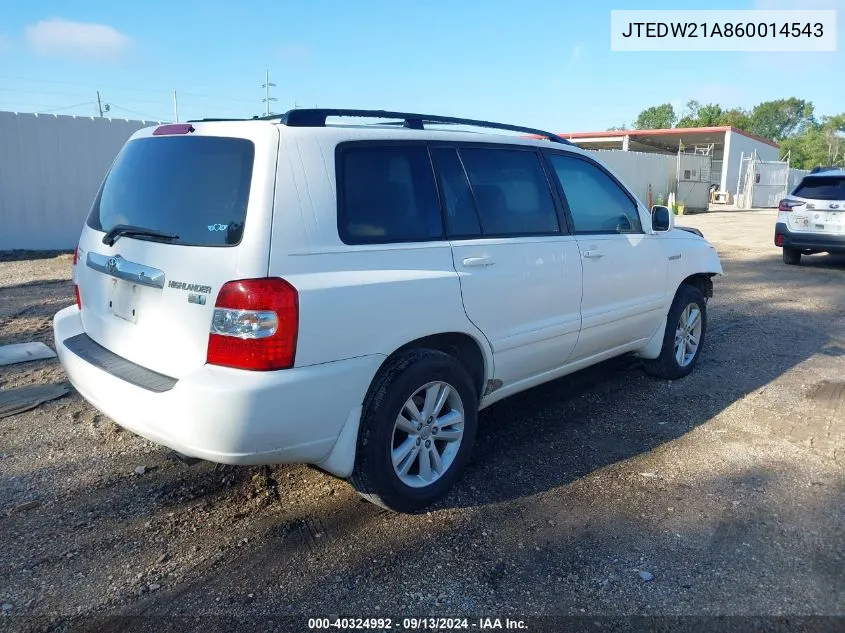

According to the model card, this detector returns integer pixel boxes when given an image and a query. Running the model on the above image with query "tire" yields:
[349,349,478,513]
[642,284,707,380]
[783,248,802,265]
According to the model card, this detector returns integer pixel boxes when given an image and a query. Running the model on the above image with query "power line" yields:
[0,86,189,109]
[0,74,259,104]
[0,77,260,120]
[38,101,98,114]
[1,98,248,120]
[0,86,95,99]
[0,101,98,114]
[108,103,168,121]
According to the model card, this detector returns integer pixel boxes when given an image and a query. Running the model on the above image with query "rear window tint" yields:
[87,136,255,247]
[793,176,845,201]
[430,147,482,238]
[338,145,443,244]
[458,148,559,236]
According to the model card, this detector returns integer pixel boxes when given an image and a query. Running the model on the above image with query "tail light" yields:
[778,199,801,212]
[206,278,298,371]
[72,246,82,310]
[775,234,784,246]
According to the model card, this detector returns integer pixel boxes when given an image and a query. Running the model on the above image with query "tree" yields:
[717,108,753,132]
[676,100,725,128]
[822,114,845,165]
[676,100,701,128]
[749,98,815,141]
[634,103,676,130]
[779,114,845,169]
[696,103,725,127]
[619,98,840,169]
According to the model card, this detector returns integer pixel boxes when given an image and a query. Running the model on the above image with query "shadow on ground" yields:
[0,250,73,263]
[2,250,844,630]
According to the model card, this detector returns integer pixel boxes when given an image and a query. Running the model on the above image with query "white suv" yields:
[53,109,722,512]
[775,168,845,264]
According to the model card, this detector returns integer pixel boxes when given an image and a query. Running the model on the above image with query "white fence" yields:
[586,149,677,207]
[0,111,158,250]
[735,153,797,209]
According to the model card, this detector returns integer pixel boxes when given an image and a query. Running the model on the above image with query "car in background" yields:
[775,169,845,265]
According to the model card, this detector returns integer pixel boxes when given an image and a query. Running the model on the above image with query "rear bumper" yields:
[775,222,845,253]
[53,305,384,466]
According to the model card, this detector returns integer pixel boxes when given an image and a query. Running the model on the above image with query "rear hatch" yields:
[785,174,845,235]
[75,121,279,379]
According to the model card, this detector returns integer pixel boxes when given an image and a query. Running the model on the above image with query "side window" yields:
[430,147,482,238]
[459,148,560,236]
[547,154,643,234]
[339,145,443,244]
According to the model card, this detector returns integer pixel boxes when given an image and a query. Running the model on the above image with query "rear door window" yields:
[793,176,845,200]
[87,136,255,247]
[338,145,443,244]
[458,148,560,236]
[430,147,482,238]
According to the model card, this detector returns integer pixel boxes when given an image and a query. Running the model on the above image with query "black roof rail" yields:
[273,108,573,145]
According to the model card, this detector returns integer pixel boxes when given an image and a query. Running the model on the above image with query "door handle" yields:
[582,249,605,259]
[462,256,495,267]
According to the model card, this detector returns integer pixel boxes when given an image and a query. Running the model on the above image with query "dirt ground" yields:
[1,211,843,632]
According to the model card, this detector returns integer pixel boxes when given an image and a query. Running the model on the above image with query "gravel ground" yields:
[1,212,843,632]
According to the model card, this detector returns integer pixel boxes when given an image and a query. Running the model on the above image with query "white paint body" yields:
[54,121,723,478]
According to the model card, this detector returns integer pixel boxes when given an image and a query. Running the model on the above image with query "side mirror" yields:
[651,205,674,232]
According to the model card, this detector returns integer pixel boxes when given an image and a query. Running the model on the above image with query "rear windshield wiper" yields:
[102,224,180,246]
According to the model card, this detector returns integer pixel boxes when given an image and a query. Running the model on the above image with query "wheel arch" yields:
[679,272,715,300]
[639,273,714,360]
[314,331,491,479]
[389,332,490,401]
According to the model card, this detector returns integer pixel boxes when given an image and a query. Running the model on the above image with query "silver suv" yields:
[776,168,845,265]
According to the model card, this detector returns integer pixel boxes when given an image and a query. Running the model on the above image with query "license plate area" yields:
[109,279,139,323]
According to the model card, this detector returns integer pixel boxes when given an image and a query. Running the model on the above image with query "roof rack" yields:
[268,109,572,145]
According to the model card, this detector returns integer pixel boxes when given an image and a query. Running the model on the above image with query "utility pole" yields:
[261,69,277,116]
[96,91,103,118]
[173,90,179,122]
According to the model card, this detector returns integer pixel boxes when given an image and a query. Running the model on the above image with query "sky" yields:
[0,0,842,132]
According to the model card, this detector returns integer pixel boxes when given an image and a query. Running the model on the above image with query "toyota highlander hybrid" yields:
[54,109,723,512]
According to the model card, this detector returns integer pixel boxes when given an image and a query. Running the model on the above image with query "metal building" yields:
[560,126,781,209]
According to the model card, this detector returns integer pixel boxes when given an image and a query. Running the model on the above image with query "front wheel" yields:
[349,349,478,513]
[643,284,707,380]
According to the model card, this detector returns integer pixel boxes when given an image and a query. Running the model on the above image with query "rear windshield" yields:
[87,136,255,246]
[793,176,845,201]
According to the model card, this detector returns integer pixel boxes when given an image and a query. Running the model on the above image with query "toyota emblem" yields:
[107,257,117,273]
